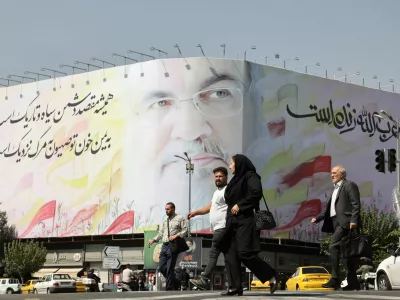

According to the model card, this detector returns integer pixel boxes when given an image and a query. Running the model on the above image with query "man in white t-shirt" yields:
[187,166,228,290]
[122,264,134,285]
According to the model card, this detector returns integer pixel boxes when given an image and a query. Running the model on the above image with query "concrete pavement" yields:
[7,290,400,299]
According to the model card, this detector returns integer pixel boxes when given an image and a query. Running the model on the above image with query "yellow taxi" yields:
[21,280,39,294]
[250,275,270,291]
[285,266,334,291]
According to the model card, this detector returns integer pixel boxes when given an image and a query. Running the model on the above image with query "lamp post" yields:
[59,64,87,88]
[221,44,226,57]
[0,78,21,100]
[333,67,343,80]
[24,71,52,94]
[127,50,156,60]
[380,79,395,92]
[173,44,191,70]
[244,46,256,61]
[150,47,168,58]
[255,56,268,65]
[8,75,36,98]
[374,111,400,218]
[112,53,138,78]
[283,57,299,69]
[174,152,194,236]
[336,72,360,82]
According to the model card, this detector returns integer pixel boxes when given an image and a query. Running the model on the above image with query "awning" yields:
[55,268,84,277]
[32,268,59,278]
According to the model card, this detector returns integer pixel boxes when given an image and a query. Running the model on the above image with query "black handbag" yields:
[167,218,189,255]
[341,229,372,259]
[254,195,277,230]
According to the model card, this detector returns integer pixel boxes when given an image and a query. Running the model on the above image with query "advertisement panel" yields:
[0,57,399,240]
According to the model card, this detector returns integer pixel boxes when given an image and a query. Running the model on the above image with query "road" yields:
[5,290,400,300]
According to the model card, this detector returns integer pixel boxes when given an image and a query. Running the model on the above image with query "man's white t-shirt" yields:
[209,186,227,231]
[122,268,134,282]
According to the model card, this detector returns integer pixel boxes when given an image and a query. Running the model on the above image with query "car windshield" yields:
[302,267,328,274]
[53,274,71,280]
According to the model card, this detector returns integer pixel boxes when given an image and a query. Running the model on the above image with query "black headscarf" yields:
[224,154,260,204]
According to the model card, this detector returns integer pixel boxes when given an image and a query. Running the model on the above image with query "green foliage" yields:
[320,205,400,266]
[4,240,47,282]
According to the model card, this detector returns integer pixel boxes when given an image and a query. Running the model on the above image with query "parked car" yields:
[250,275,270,291]
[33,273,76,294]
[21,280,39,294]
[0,278,22,294]
[285,266,334,291]
[376,247,400,290]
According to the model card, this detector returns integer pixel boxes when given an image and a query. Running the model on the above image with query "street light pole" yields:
[174,153,194,236]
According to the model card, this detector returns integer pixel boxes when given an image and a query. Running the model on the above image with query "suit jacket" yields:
[315,179,361,233]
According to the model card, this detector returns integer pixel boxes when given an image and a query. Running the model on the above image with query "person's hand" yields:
[311,218,318,224]
[231,204,240,215]
[187,211,196,219]
[350,223,357,229]
[148,240,154,248]
[169,234,178,241]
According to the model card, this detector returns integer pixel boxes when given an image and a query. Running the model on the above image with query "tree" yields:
[320,205,400,267]
[4,240,47,283]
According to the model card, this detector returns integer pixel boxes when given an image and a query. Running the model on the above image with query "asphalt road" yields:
[5,290,400,300]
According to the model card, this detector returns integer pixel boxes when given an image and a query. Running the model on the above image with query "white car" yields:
[376,247,400,290]
[0,278,22,294]
[33,273,76,294]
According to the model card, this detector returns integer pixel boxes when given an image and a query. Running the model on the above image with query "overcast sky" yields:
[0,0,399,91]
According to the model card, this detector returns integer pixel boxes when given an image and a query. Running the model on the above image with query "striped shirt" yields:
[153,214,188,243]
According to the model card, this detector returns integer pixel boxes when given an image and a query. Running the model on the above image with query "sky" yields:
[0,0,399,91]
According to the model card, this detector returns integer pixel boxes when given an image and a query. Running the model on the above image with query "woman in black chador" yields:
[220,154,277,296]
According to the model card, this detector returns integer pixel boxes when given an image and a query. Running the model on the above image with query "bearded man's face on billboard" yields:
[124,58,251,227]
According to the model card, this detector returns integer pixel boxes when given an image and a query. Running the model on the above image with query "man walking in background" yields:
[311,165,361,291]
[188,167,229,290]
[148,202,188,291]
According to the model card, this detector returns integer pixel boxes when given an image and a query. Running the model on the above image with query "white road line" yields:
[329,294,400,299]
[88,292,221,300]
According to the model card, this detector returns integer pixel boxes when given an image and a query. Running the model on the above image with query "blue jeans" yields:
[159,244,179,290]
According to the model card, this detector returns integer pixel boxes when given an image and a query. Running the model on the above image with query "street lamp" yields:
[333,67,343,80]
[91,58,115,82]
[24,71,52,95]
[283,57,299,69]
[380,79,395,92]
[7,75,36,98]
[374,111,400,218]
[221,44,226,57]
[74,61,101,85]
[59,64,87,88]
[41,68,67,91]
[173,44,191,70]
[336,72,360,83]
[112,53,138,78]
[174,152,194,236]
[244,46,256,61]
[150,46,168,58]
[0,78,21,100]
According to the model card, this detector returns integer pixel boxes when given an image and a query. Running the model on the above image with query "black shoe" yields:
[322,278,340,289]
[221,288,243,296]
[270,282,277,294]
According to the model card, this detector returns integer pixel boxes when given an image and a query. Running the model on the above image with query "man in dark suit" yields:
[311,165,361,290]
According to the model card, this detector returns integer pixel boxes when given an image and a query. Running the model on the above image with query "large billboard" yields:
[0,57,399,240]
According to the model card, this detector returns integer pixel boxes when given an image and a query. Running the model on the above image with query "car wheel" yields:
[296,285,300,291]
[378,274,392,291]
[6,288,13,294]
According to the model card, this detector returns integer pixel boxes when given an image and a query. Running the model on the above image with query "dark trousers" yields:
[330,218,358,285]
[223,221,276,289]
[203,228,225,279]
[159,244,179,290]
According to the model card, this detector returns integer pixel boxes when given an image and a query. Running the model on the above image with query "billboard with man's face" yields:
[0,57,399,241]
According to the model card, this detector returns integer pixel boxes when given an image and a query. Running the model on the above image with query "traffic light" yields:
[375,149,385,173]
[388,148,397,173]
